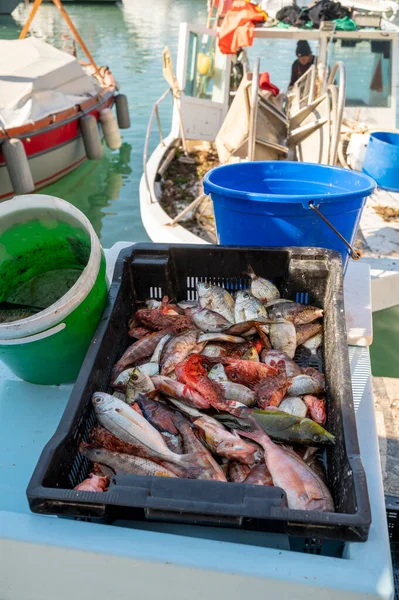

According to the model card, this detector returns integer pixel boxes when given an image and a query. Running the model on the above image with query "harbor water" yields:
[0,0,398,376]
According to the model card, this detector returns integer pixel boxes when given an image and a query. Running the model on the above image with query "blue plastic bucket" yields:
[362,132,399,192]
[203,161,375,271]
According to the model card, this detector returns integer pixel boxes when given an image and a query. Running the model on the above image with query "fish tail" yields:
[244,265,256,280]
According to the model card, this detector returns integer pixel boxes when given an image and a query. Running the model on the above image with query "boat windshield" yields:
[329,38,392,108]
[184,30,228,103]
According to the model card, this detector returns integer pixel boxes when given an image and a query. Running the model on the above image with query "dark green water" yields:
[0,0,205,248]
[370,306,399,378]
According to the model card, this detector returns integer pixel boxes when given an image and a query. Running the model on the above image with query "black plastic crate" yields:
[27,244,371,542]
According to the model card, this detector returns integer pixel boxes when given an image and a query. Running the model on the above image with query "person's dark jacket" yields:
[289,55,315,87]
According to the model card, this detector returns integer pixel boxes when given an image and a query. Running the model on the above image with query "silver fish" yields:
[177,300,199,310]
[80,445,177,477]
[235,290,268,322]
[160,329,201,376]
[268,302,324,325]
[150,333,171,364]
[286,374,325,396]
[192,308,232,333]
[125,367,155,405]
[245,266,280,303]
[197,282,235,323]
[164,397,203,418]
[302,331,323,355]
[197,332,245,344]
[218,381,256,407]
[138,362,160,377]
[279,396,308,418]
[208,364,228,382]
[145,299,161,310]
[113,391,126,401]
[269,319,297,359]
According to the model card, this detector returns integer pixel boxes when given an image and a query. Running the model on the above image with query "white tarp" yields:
[0,37,101,129]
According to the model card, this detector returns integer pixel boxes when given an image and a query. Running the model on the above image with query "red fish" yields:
[222,359,278,387]
[74,473,109,493]
[228,461,251,483]
[303,395,326,425]
[151,375,211,409]
[175,354,242,412]
[244,462,273,486]
[135,309,193,331]
[255,371,288,409]
[128,326,152,339]
[112,330,168,380]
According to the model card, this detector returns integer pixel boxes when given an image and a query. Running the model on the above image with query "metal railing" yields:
[143,87,172,203]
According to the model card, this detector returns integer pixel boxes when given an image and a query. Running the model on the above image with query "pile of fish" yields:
[75,267,334,513]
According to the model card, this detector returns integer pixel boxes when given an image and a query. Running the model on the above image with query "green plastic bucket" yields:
[0,194,108,384]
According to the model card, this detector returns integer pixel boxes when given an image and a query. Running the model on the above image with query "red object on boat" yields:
[218,0,266,55]
[259,72,280,96]
[0,65,116,201]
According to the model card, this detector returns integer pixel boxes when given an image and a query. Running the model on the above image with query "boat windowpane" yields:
[184,31,227,103]
[329,39,392,108]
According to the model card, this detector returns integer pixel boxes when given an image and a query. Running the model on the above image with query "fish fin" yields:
[244,265,255,280]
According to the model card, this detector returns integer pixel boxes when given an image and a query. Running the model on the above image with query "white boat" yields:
[140,19,399,312]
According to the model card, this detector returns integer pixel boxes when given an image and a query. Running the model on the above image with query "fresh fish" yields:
[302,332,323,355]
[128,326,152,339]
[245,266,280,303]
[163,397,204,418]
[172,412,227,481]
[269,319,297,359]
[296,322,323,346]
[287,374,325,396]
[177,300,199,310]
[303,367,325,391]
[160,329,202,376]
[216,410,335,446]
[243,462,273,486]
[208,364,228,382]
[198,332,245,344]
[135,309,193,332]
[197,282,235,323]
[74,473,109,492]
[194,415,259,464]
[218,381,256,407]
[80,445,177,478]
[201,341,252,359]
[125,368,155,404]
[192,308,232,333]
[133,395,183,455]
[112,330,167,380]
[145,299,161,310]
[92,392,205,476]
[138,362,159,377]
[113,391,126,401]
[0,301,42,324]
[264,298,293,308]
[222,359,278,387]
[175,354,245,413]
[150,333,172,364]
[261,350,302,378]
[255,371,288,408]
[233,418,334,511]
[228,461,251,483]
[242,346,259,362]
[303,395,326,425]
[223,322,258,336]
[234,290,269,322]
[268,302,324,325]
[279,396,308,418]
[151,375,211,409]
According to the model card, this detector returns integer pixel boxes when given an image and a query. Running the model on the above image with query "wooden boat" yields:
[0,0,125,200]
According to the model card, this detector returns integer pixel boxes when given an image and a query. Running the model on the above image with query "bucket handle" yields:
[309,202,362,261]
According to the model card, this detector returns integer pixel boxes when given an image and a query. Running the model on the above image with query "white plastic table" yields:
[0,243,393,600]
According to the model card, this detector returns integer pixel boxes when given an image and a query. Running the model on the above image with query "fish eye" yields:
[204,282,210,290]
[313,435,321,442]
[243,292,249,298]
[93,396,102,404]
[130,374,138,381]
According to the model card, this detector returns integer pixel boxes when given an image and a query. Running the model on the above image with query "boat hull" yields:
[0,93,114,201]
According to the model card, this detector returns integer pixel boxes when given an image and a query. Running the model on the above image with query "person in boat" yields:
[289,40,314,88]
